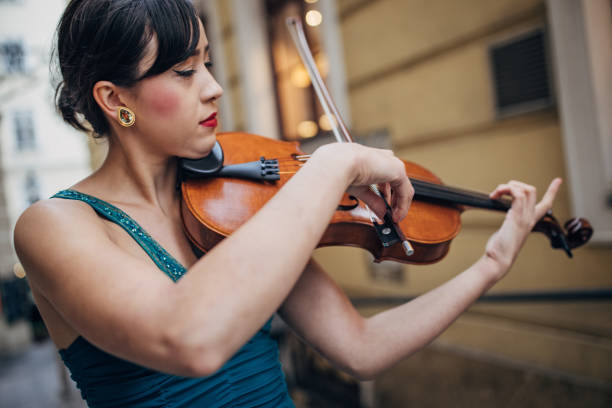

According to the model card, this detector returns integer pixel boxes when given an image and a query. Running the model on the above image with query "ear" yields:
[92,81,131,125]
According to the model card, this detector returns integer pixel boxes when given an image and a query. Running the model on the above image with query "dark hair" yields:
[54,0,200,137]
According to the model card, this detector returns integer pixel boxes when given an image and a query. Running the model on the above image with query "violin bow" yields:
[286,17,414,257]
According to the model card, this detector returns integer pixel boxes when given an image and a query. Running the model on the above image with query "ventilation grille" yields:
[490,29,553,116]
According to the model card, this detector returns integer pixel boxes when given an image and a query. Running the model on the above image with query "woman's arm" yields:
[14,142,412,377]
[279,179,562,380]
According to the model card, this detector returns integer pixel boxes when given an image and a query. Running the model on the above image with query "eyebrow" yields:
[190,44,210,57]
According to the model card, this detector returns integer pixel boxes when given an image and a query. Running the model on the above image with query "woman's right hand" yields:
[312,143,414,223]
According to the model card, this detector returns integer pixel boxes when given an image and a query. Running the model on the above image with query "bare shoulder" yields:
[13,197,112,287]
[14,197,106,255]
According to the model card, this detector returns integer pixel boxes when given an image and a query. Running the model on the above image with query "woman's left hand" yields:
[483,178,563,279]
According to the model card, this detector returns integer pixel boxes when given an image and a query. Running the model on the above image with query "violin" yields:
[179,131,592,264]
[179,17,592,263]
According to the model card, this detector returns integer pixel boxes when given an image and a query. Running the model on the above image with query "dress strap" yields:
[52,189,187,282]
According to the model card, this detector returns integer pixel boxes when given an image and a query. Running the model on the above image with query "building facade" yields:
[0,0,90,351]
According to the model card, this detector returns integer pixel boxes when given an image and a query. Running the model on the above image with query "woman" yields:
[13,0,561,406]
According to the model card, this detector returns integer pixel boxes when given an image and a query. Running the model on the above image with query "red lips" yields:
[200,112,217,128]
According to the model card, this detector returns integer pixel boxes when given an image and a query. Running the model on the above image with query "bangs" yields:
[140,0,200,79]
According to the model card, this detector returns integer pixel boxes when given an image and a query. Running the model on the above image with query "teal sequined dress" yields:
[52,190,295,408]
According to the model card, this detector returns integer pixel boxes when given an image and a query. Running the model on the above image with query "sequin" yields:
[52,190,187,282]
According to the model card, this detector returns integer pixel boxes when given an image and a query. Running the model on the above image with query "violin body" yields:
[182,132,465,264]
[181,132,592,263]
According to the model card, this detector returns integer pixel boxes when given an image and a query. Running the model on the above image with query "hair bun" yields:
[56,82,89,133]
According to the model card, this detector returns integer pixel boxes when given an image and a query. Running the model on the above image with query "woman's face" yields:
[125,21,223,159]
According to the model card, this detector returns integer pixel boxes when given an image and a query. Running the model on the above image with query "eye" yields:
[205,61,213,69]
[173,69,196,77]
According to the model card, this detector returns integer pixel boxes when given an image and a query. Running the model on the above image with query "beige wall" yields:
[313,0,612,383]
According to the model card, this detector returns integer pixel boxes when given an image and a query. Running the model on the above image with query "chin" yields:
[181,135,217,159]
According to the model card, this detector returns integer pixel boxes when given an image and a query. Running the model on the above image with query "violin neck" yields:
[411,179,511,211]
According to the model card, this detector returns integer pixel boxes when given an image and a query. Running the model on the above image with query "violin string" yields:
[274,154,507,208]
[276,171,507,210]
[410,179,502,202]
[278,161,304,166]
[276,155,493,200]
[275,156,310,163]
[278,167,303,173]
[278,154,492,198]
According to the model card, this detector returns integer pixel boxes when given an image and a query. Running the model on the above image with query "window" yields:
[14,110,36,151]
[489,29,553,117]
[0,41,26,74]
[24,171,40,205]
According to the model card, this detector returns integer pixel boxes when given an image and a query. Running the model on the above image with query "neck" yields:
[85,135,179,214]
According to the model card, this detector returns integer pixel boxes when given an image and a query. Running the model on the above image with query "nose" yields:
[200,69,223,103]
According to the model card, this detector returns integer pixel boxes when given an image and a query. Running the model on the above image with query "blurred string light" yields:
[291,66,311,88]
[290,53,328,88]
[305,10,322,26]
[13,262,26,279]
[314,52,329,77]
[319,114,337,131]
[297,120,318,138]
[298,0,322,138]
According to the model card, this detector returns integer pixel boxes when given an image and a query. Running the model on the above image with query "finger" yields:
[490,182,529,218]
[352,186,387,220]
[534,178,562,219]
[383,183,392,203]
[489,183,511,200]
[508,181,537,212]
[390,176,414,222]
[506,183,528,216]
[490,182,535,209]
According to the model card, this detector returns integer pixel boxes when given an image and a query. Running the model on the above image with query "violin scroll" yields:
[533,212,593,258]
[565,217,594,249]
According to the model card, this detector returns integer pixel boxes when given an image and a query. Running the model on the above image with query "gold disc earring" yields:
[118,107,136,127]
